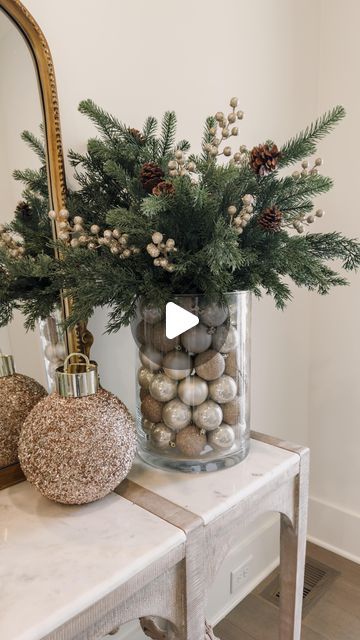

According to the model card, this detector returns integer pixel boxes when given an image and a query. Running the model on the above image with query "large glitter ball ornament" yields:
[141,302,163,325]
[192,400,223,431]
[149,373,178,402]
[151,322,180,353]
[162,398,192,432]
[194,349,225,381]
[141,394,163,423]
[138,366,155,390]
[181,324,212,354]
[222,398,242,425]
[150,423,174,450]
[200,302,228,327]
[163,350,193,380]
[212,325,239,353]
[178,375,208,406]
[208,424,235,450]
[208,375,237,404]
[176,425,207,457]
[18,354,136,505]
[0,355,47,467]
[140,345,163,372]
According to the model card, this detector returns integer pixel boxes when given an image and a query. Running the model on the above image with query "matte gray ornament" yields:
[149,373,178,402]
[163,351,193,380]
[208,424,235,450]
[140,345,163,372]
[162,398,192,431]
[212,325,239,353]
[150,423,174,449]
[200,302,228,327]
[192,400,223,431]
[208,375,237,404]
[178,375,208,406]
[181,324,212,354]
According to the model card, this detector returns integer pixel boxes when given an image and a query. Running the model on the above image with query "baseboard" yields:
[308,496,360,564]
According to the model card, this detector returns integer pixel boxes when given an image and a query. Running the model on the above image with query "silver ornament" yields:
[163,350,193,380]
[192,400,223,431]
[181,324,212,354]
[150,423,174,450]
[212,325,239,353]
[162,399,192,431]
[140,345,163,371]
[141,303,163,325]
[178,375,208,406]
[138,367,155,390]
[200,302,228,327]
[142,418,155,434]
[149,373,178,402]
[208,424,235,450]
[194,349,225,381]
[208,375,237,404]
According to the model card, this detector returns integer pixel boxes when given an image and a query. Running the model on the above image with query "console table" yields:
[0,432,309,640]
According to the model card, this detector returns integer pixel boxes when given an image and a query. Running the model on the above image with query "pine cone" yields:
[250,143,281,176]
[258,206,282,231]
[15,201,31,219]
[152,181,175,196]
[140,162,164,193]
[128,128,145,144]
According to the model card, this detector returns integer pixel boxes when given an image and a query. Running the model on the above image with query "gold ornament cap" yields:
[0,354,15,377]
[55,353,98,398]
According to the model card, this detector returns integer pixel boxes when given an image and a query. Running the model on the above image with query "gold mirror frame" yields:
[0,0,91,489]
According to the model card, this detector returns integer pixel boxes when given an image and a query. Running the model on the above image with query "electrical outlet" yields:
[230,555,253,593]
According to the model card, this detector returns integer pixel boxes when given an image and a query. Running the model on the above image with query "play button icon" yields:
[166,302,199,339]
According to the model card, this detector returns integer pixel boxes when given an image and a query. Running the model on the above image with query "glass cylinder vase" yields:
[132,291,251,472]
[38,305,67,392]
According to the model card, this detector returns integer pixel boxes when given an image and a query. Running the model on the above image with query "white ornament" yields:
[181,324,212,354]
[178,375,208,406]
[150,423,174,450]
[54,343,66,360]
[149,373,178,402]
[200,302,229,327]
[212,325,239,353]
[208,424,235,450]
[192,400,223,431]
[163,351,193,380]
[44,344,60,363]
[208,375,237,404]
[140,345,163,372]
[162,399,192,432]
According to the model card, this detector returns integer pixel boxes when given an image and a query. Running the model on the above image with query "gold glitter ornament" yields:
[18,354,136,505]
[222,397,242,425]
[141,394,163,423]
[175,425,207,457]
[194,349,225,381]
[0,355,47,467]
[224,350,239,377]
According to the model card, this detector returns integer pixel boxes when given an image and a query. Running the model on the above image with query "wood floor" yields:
[215,543,360,640]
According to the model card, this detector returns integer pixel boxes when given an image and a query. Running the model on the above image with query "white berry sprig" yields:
[203,97,245,163]
[291,157,323,180]
[146,232,177,272]
[0,224,25,258]
[167,150,196,177]
[227,194,255,235]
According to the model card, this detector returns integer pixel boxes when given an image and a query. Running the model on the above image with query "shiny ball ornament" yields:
[175,425,207,457]
[140,345,163,372]
[181,324,212,354]
[222,398,241,425]
[149,373,178,402]
[151,322,180,353]
[162,399,192,432]
[44,343,61,363]
[178,375,208,406]
[208,375,237,404]
[192,400,223,431]
[200,303,228,327]
[212,325,239,353]
[142,418,155,434]
[141,394,163,423]
[138,367,155,390]
[141,303,163,325]
[19,356,136,505]
[0,356,47,467]
[135,320,154,346]
[150,423,174,450]
[208,424,235,451]
[163,350,193,380]
[194,350,225,381]
[224,350,239,377]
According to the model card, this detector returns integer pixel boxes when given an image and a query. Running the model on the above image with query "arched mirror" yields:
[0,0,80,488]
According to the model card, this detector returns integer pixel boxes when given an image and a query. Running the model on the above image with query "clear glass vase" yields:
[38,306,67,392]
[132,292,251,472]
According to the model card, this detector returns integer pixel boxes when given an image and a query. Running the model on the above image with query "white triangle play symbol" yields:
[166,302,199,339]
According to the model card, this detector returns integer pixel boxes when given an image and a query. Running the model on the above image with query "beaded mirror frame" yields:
[0,0,91,489]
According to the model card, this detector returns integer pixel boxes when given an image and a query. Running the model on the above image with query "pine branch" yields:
[78,99,127,140]
[159,111,177,157]
[21,129,46,163]
[142,116,158,140]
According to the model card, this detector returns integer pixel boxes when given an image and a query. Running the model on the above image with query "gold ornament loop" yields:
[63,352,92,373]
[56,352,98,398]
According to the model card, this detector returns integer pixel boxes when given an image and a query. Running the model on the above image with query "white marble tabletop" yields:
[129,439,299,524]
[0,482,185,640]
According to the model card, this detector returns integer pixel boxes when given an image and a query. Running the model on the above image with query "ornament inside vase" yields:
[0,353,47,467]
[18,353,136,504]
[132,292,251,473]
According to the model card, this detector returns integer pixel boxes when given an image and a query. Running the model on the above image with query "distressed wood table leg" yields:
[279,448,310,640]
